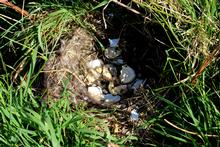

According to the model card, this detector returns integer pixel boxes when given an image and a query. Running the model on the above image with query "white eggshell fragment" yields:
[103,94,121,103]
[85,70,101,85]
[120,65,136,84]
[112,58,125,65]
[85,73,97,84]
[102,65,112,81]
[130,109,139,121]
[104,47,122,59]
[107,64,117,77]
[87,86,104,102]
[109,38,119,48]
[130,79,144,92]
[86,59,103,69]
[102,64,117,81]
[95,67,103,74]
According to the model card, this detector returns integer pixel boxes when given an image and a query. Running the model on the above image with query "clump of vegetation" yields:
[0,0,220,146]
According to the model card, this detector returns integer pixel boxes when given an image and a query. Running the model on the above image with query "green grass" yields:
[0,1,138,146]
[1,0,220,146]
[0,75,134,146]
[134,0,220,145]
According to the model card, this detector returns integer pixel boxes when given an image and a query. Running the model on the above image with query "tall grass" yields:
[0,74,130,146]
[133,0,220,145]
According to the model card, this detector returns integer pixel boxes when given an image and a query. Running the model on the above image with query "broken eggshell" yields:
[102,66,112,81]
[87,86,104,102]
[108,83,128,95]
[85,59,104,85]
[119,65,136,84]
[113,85,128,95]
[85,70,101,85]
[130,109,139,121]
[130,79,145,93]
[109,38,120,48]
[102,64,117,81]
[112,58,125,65]
[86,59,103,69]
[104,47,122,59]
[103,94,121,103]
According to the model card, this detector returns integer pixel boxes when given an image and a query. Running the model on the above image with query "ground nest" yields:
[43,4,170,124]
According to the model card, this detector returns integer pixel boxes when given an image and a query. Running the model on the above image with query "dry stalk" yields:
[0,0,29,17]
[102,0,151,29]
[0,13,20,22]
[191,44,220,85]
[164,119,219,138]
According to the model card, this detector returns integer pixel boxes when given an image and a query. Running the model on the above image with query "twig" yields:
[164,119,219,138]
[102,0,111,29]
[102,0,151,29]
[113,0,151,20]
[191,44,220,85]
[0,0,29,17]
